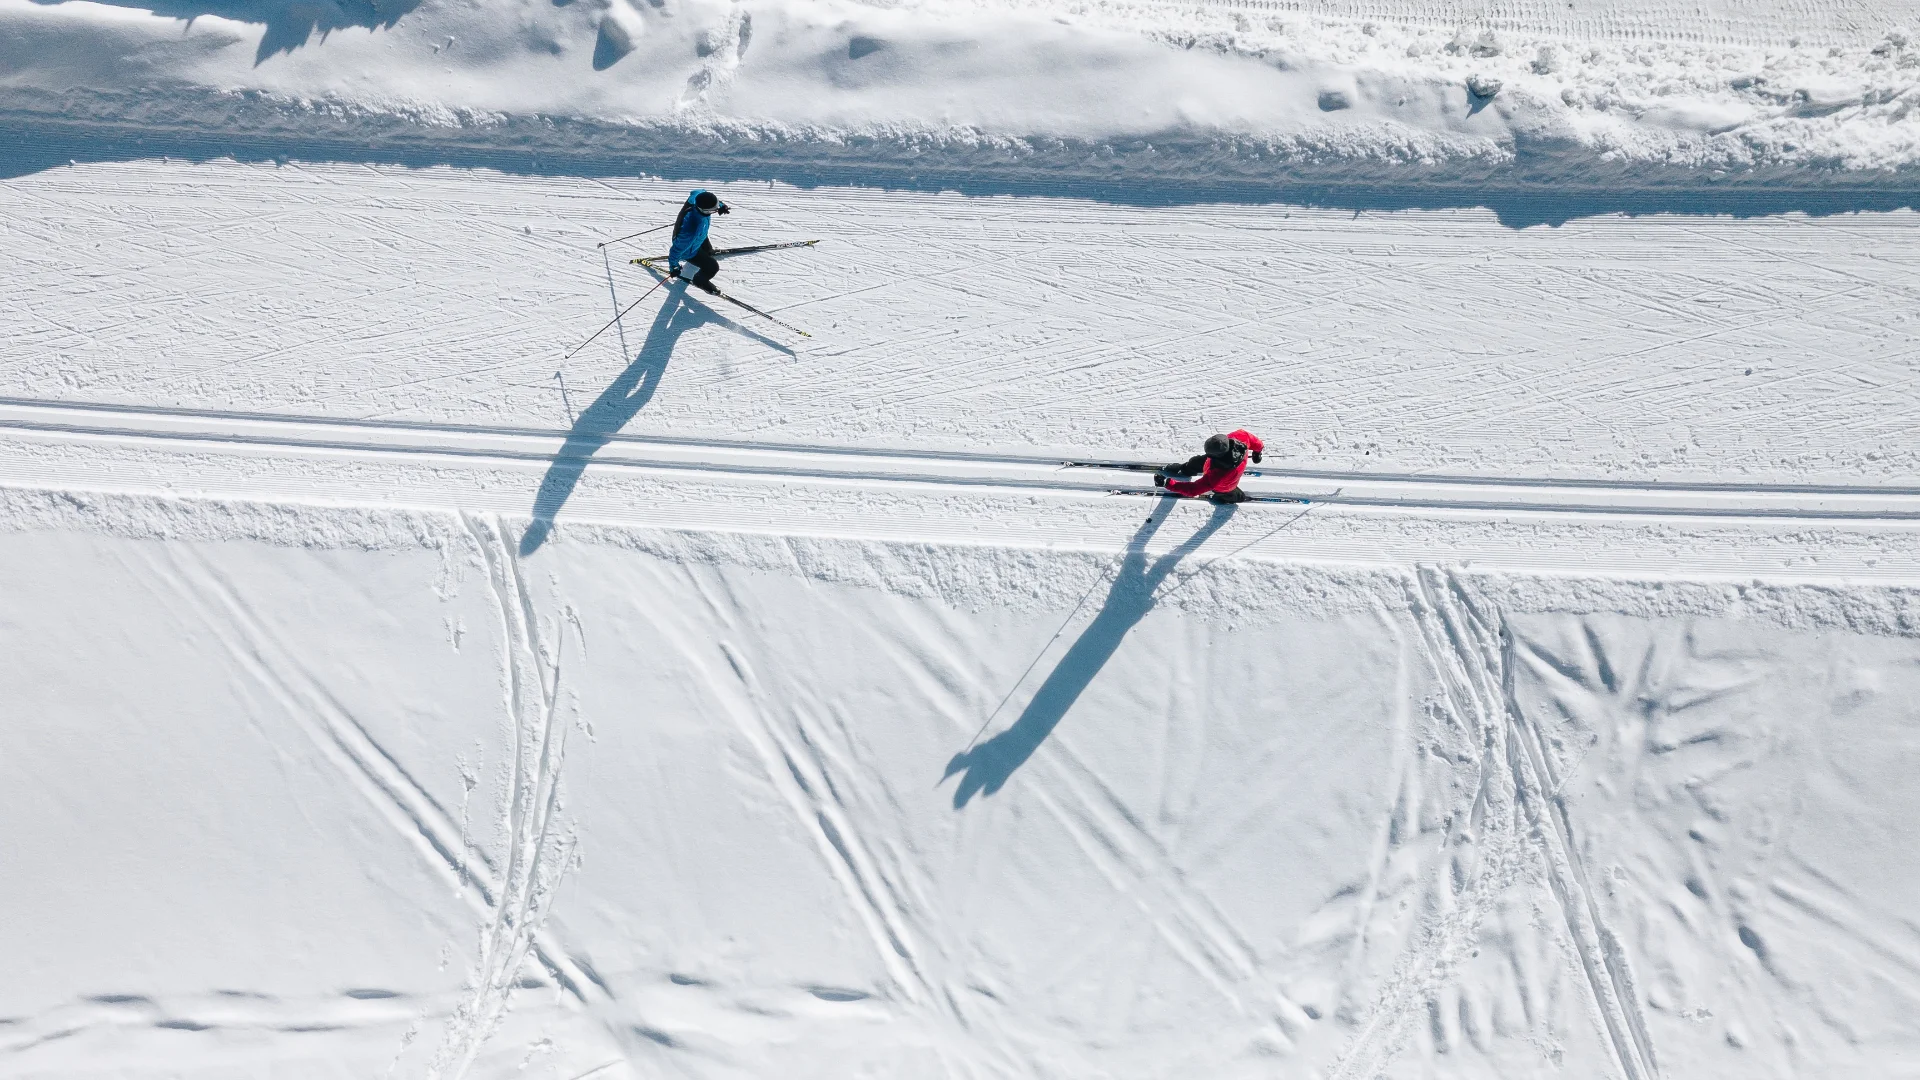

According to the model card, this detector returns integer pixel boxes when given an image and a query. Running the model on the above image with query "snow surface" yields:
[5,0,1920,186]
[6,155,1920,1078]
[5,0,1920,1074]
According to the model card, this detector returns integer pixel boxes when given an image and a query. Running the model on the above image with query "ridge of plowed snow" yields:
[4,0,1920,186]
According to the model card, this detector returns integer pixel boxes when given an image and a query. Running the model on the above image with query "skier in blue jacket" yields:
[668,189,730,293]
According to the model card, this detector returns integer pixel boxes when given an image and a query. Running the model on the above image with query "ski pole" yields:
[561,277,669,361]
[596,222,672,249]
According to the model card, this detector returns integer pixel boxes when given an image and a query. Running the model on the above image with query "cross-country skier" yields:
[1154,430,1265,504]
[667,189,730,293]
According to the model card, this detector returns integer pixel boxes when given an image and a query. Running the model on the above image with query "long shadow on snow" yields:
[519,282,789,556]
[26,0,424,62]
[944,502,1236,809]
[2,123,1915,227]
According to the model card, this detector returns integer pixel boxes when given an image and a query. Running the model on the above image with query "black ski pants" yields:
[681,241,720,288]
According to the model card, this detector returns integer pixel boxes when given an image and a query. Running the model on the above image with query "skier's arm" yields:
[1234,430,1265,464]
[667,206,700,268]
[1163,455,1207,478]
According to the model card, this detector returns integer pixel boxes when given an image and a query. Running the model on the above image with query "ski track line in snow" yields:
[1487,584,1657,1080]
[943,515,1334,1039]
[712,637,945,1011]
[1334,568,1659,1080]
[4,397,1920,525]
[626,596,1008,1068]
[1024,751,1306,1036]
[429,514,585,1080]
[626,575,1067,1078]
[1510,632,1678,1077]
[1338,599,1425,1002]
[630,581,934,1000]
[1423,569,1655,1080]
[1330,570,1529,1079]
[131,524,600,1076]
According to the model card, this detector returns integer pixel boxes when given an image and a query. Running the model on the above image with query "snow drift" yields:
[4,0,1920,189]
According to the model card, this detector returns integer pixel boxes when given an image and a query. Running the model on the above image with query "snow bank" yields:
[9,482,1920,640]
[4,0,1920,189]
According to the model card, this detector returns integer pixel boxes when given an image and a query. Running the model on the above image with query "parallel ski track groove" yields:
[5,397,1920,523]
[1499,623,1660,1080]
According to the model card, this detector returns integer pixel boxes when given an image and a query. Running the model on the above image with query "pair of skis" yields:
[633,240,819,338]
[1059,460,1315,505]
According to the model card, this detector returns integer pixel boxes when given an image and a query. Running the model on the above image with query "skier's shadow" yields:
[943,502,1237,808]
[520,285,788,555]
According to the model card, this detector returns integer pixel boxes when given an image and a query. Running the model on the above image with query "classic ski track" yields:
[5,396,1920,524]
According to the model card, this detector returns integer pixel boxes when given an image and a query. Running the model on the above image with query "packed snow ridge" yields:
[5,0,1920,188]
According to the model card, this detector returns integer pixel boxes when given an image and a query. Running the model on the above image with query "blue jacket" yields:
[669,189,719,269]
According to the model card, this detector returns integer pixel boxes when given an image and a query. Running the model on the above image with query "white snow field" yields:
[5,158,1920,1080]
[5,0,1920,1072]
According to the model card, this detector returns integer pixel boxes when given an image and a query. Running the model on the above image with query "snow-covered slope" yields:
[5,0,1920,187]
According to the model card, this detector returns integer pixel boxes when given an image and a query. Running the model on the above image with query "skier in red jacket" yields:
[1155,430,1265,504]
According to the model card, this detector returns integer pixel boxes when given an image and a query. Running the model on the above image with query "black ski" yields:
[702,284,812,338]
[630,240,820,265]
[1108,489,1313,505]
[633,257,812,337]
[1064,459,1270,479]
[1063,460,1167,472]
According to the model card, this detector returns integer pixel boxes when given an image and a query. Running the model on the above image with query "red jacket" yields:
[1166,430,1264,496]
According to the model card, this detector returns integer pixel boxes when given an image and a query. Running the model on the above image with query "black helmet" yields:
[693,191,719,211]
[1204,433,1246,463]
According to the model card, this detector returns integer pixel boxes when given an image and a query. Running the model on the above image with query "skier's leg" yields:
[1209,487,1250,505]
[684,242,721,293]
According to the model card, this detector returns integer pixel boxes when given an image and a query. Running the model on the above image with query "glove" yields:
[1153,473,1168,488]
[1251,451,1262,464]
[668,264,683,278]
[716,205,731,215]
